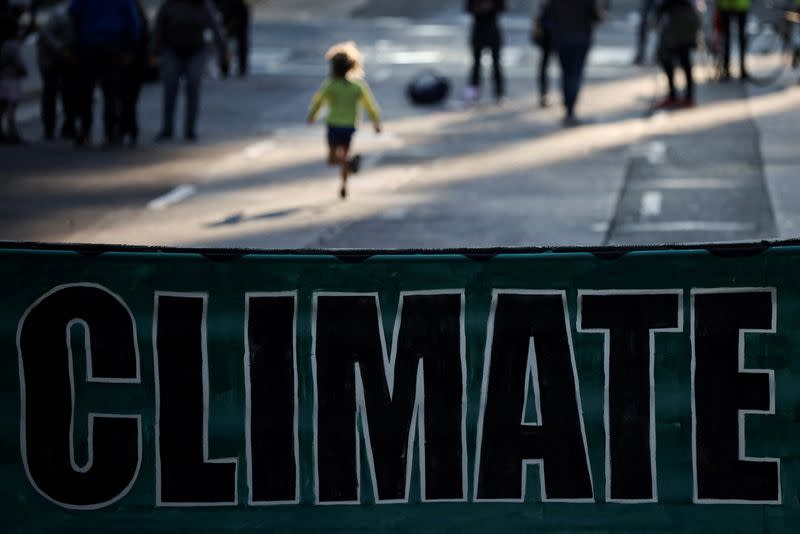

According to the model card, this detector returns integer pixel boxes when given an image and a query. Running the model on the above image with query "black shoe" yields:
[340,185,347,199]
[348,154,362,174]
[155,131,173,142]
[563,115,582,128]
[5,132,26,145]
[185,131,197,142]
[44,130,55,142]
[60,124,76,139]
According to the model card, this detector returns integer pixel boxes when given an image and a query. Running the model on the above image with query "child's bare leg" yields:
[338,146,349,198]
[327,147,337,166]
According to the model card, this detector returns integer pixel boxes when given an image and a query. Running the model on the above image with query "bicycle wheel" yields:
[746,20,791,85]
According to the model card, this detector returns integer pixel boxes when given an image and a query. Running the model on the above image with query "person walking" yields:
[69,0,141,147]
[118,0,148,146]
[0,3,26,144]
[465,0,506,105]
[654,0,700,109]
[532,0,553,108]
[307,42,382,200]
[717,0,750,80]
[153,0,229,142]
[549,0,604,126]
[36,4,77,140]
[216,0,250,77]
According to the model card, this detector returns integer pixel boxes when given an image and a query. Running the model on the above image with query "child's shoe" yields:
[654,96,679,110]
[340,185,348,199]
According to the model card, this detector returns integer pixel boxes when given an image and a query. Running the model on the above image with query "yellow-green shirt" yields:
[308,78,381,127]
[717,0,750,12]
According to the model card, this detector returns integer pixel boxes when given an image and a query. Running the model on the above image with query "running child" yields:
[307,41,381,199]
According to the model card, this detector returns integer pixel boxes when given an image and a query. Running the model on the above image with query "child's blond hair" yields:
[325,41,365,79]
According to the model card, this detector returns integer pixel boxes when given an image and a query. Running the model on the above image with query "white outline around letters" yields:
[153,292,239,507]
[17,283,143,510]
[244,292,301,506]
[577,289,683,504]
[473,290,594,503]
[311,291,468,505]
[690,288,781,505]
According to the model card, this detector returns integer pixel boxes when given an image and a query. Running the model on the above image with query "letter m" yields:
[313,292,466,504]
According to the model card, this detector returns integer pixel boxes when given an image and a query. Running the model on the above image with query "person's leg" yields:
[679,45,694,102]
[184,51,206,139]
[720,10,732,77]
[737,11,748,78]
[557,42,578,118]
[236,8,250,76]
[659,48,678,100]
[159,51,180,138]
[40,66,58,139]
[539,39,552,105]
[99,51,122,145]
[59,65,78,138]
[338,145,349,199]
[635,0,655,63]
[490,39,505,100]
[76,50,97,144]
[470,43,482,91]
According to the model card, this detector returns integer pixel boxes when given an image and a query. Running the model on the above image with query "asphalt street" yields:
[1,0,798,249]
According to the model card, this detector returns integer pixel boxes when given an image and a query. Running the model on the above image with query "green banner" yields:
[3,242,800,531]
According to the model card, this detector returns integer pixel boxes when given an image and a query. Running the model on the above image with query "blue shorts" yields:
[327,126,356,150]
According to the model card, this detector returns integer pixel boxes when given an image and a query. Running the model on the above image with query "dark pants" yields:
[538,37,553,98]
[120,60,145,142]
[160,49,206,136]
[76,47,122,143]
[660,45,694,100]
[470,21,505,98]
[556,39,591,118]
[39,62,77,138]
[636,0,656,60]
[230,10,250,76]
[720,10,748,77]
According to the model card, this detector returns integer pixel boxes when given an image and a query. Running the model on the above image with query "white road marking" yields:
[148,185,197,211]
[641,191,663,217]
[630,141,667,164]
[630,177,749,190]
[616,221,756,233]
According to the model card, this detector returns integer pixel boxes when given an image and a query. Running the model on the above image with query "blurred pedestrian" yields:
[549,0,604,126]
[153,0,229,142]
[37,4,77,141]
[307,42,382,200]
[119,0,149,146]
[69,0,141,147]
[654,0,700,109]
[717,0,750,80]
[215,0,250,77]
[0,3,26,144]
[634,0,656,65]
[465,0,506,105]
[531,0,553,108]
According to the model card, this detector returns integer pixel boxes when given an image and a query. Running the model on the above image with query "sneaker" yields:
[654,96,679,110]
[185,131,197,143]
[463,85,480,105]
[677,97,696,108]
[348,154,362,174]
[562,115,581,128]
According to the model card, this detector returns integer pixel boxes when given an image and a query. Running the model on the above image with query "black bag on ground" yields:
[406,70,451,106]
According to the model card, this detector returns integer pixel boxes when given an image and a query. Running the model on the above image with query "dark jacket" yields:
[656,0,700,50]
[153,0,225,57]
[68,0,140,51]
[548,0,602,43]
